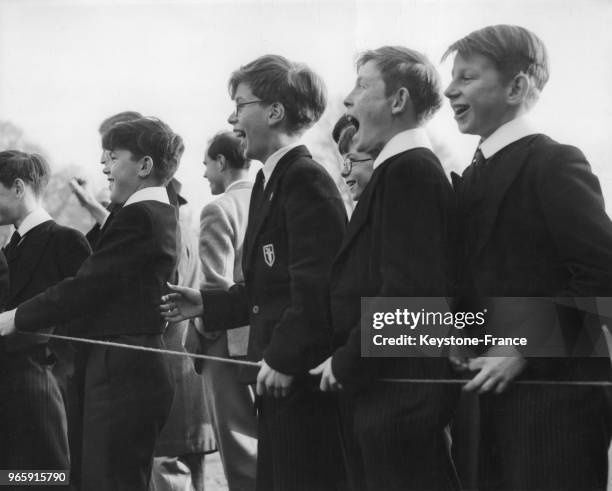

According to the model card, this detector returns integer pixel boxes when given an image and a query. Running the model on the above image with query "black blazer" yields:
[202,145,347,375]
[454,134,612,379]
[0,251,8,311]
[15,201,178,338]
[2,220,90,352]
[329,147,457,384]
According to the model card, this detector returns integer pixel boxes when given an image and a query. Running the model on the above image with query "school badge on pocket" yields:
[263,244,275,267]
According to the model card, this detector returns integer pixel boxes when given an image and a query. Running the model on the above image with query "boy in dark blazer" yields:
[311,46,460,491]
[0,118,184,491]
[444,25,612,489]
[0,151,91,478]
[162,55,347,491]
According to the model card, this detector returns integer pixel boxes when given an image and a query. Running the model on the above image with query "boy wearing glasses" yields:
[311,46,460,490]
[332,115,374,201]
[162,55,347,491]
[0,118,184,491]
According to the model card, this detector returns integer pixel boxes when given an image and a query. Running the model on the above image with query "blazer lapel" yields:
[471,135,538,258]
[7,220,54,304]
[243,145,310,275]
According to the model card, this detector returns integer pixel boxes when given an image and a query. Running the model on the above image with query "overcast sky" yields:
[0,0,610,213]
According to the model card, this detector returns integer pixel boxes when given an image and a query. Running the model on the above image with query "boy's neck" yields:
[261,133,301,163]
[482,106,528,140]
[222,169,250,192]
[13,198,41,230]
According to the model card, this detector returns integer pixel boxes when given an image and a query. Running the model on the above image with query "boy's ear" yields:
[13,178,26,199]
[507,73,530,106]
[217,154,227,172]
[138,156,154,178]
[267,102,286,127]
[391,87,411,115]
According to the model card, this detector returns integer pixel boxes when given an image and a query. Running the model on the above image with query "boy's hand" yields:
[309,356,343,392]
[0,309,17,336]
[69,178,110,225]
[160,283,204,322]
[256,360,294,398]
[463,346,527,394]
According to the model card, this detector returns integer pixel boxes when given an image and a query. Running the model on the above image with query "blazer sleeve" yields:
[199,202,235,291]
[332,158,454,382]
[536,144,612,296]
[201,284,250,332]
[15,205,155,332]
[263,163,346,374]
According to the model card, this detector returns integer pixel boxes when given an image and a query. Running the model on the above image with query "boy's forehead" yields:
[453,51,497,71]
[357,59,382,79]
[105,147,135,157]
[233,82,256,100]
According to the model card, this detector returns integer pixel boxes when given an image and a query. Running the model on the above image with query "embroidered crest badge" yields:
[263,244,275,267]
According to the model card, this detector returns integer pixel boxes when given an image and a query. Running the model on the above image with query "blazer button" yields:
[252,305,260,314]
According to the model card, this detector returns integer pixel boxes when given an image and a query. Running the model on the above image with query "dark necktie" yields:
[249,170,266,215]
[463,146,487,203]
[472,146,486,176]
[244,170,265,260]
[3,231,22,258]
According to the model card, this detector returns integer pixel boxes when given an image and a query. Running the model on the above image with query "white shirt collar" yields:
[262,141,302,187]
[17,208,53,236]
[480,116,539,159]
[225,178,253,193]
[124,186,170,207]
[373,128,433,170]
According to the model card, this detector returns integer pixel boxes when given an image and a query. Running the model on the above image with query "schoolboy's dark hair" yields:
[0,150,50,196]
[228,54,327,134]
[357,46,442,124]
[98,111,143,135]
[101,117,184,185]
[332,115,358,155]
[442,25,549,106]
[206,131,250,170]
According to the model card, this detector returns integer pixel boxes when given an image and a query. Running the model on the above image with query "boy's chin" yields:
[109,192,128,206]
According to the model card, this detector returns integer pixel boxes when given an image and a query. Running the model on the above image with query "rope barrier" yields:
[25,331,612,386]
[378,378,612,386]
[26,331,260,367]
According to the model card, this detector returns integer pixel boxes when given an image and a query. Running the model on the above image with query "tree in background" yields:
[0,120,100,244]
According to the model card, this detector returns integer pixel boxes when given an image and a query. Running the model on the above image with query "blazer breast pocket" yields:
[256,227,289,283]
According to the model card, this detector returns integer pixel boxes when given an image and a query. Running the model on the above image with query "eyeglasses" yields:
[234,100,265,115]
[341,157,372,177]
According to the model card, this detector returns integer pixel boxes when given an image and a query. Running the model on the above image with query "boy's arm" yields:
[537,144,612,296]
[15,205,154,332]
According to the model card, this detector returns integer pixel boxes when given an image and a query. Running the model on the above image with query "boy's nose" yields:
[444,82,458,99]
[343,90,355,109]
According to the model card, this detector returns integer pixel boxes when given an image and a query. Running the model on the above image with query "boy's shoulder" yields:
[119,200,176,221]
[524,134,588,173]
[381,147,446,183]
[112,200,177,239]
